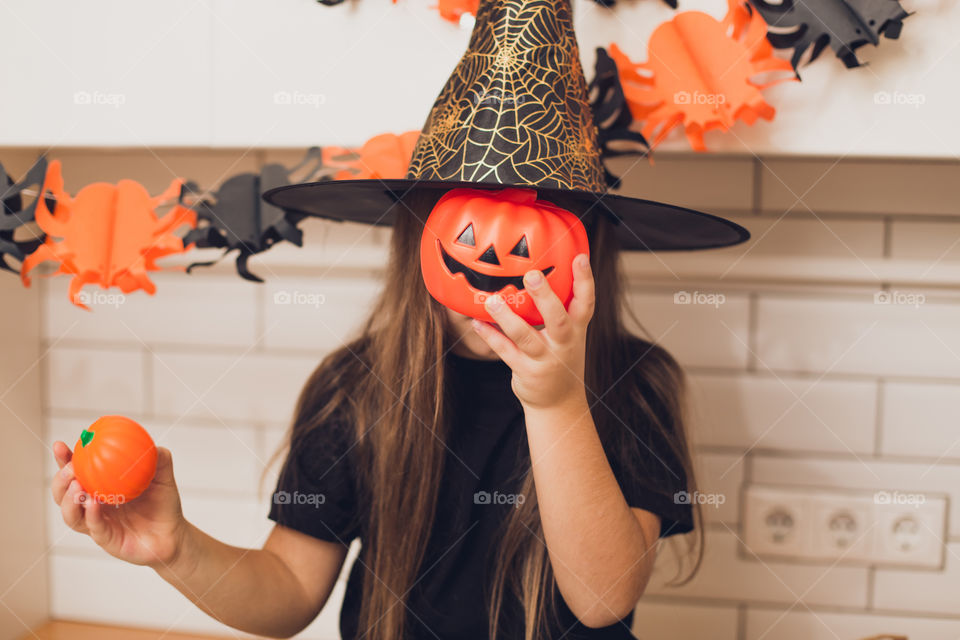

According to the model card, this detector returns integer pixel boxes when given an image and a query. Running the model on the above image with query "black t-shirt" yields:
[268,347,694,640]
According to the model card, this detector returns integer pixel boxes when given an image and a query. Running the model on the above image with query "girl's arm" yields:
[471,254,661,628]
[156,522,347,638]
[50,441,346,639]
[523,399,661,628]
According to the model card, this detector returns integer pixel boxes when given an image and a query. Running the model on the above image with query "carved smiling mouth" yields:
[439,241,554,293]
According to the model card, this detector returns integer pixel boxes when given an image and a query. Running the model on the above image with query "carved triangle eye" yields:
[509,235,529,258]
[456,223,475,247]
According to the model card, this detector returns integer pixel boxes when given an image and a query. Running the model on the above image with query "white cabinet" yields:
[0,0,956,156]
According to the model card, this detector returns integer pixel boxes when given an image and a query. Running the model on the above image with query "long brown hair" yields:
[270,190,702,640]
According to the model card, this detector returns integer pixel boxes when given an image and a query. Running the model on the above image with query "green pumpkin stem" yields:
[80,429,94,447]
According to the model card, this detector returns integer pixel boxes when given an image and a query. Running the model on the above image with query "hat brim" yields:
[262,179,750,252]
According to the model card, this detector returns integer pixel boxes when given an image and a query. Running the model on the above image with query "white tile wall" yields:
[758,159,960,216]
[880,381,960,459]
[625,290,751,369]
[891,219,960,261]
[746,609,960,640]
[873,542,960,616]
[688,373,877,454]
[632,600,739,640]
[695,453,744,526]
[263,276,382,352]
[150,351,317,423]
[755,294,960,378]
[46,346,145,414]
[29,151,960,640]
[646,531,869,608]
[43,274,260,348]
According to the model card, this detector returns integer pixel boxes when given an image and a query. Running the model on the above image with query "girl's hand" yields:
[472,253,594,410]
[50,440,189,569]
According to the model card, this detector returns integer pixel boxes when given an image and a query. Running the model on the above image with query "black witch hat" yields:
[263,0,749,251]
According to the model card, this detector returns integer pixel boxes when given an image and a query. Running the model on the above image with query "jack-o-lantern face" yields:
[420,187,589,325]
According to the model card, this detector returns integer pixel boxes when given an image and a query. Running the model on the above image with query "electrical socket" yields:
[742,485,810,559]
[809,493,874,563]
[742,485,946,569]
[872,494,947,568]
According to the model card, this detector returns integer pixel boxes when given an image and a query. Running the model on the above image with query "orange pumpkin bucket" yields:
[420,187,589,325]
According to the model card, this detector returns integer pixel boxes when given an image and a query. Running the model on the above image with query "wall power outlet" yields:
[742,484,947,569]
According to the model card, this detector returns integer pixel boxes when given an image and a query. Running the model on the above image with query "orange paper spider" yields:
[21,160,196,310]
[322,131,421,180]
[609,0,795,151]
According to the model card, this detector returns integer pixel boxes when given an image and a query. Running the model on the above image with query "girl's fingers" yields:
[84,496,110,546]
[471,319,525,371]
[61,480,89,534]
[53,440,72,469]
[484,295,545,357]
[566,254,596,327]
[523,270,573,343]
[51,461,75,505]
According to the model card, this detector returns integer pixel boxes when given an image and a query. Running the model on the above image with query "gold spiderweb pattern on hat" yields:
[406,0,607,193]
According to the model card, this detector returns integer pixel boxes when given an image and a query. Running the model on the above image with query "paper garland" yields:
[1,137,421,307]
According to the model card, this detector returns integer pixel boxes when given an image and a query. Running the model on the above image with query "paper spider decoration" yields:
[183,147,327,283]
[587,47,651,189]
[21,160,196,310]
[322,131,421,181]
[748,0,911,72]
[0,158,49,274]
[609,0,796,151]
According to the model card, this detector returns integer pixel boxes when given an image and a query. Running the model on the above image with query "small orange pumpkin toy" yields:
[72,416,158,505]
[420,187,589,325]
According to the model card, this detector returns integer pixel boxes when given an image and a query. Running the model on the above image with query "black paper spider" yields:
[0,158,49,274]
[587,47,651,190]
[183,148,327,282]
[748,0,911,72]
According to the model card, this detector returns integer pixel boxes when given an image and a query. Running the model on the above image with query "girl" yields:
[49,199,700,640]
